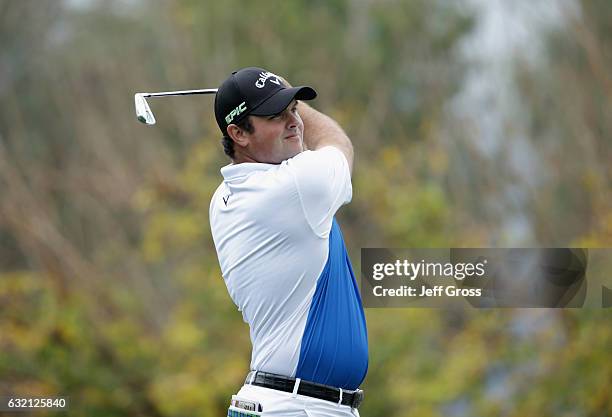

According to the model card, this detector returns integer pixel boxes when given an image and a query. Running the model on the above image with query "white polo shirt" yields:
[209,146,368,390]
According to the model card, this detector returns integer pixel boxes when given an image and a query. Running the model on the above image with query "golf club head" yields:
[134,93,156,125]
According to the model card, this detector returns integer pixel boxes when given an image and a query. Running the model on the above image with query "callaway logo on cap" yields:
[214,67,317,135]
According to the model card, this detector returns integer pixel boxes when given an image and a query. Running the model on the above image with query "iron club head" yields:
[134,93,156,125]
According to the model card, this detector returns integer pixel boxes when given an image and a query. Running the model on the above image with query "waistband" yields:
[245,371,364,409]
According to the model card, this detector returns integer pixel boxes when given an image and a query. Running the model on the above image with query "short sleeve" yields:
[285,146,352,237]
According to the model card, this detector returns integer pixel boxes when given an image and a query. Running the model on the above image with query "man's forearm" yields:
[299,101,354,173]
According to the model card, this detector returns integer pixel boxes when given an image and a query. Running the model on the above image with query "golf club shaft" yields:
[144,88,218,98]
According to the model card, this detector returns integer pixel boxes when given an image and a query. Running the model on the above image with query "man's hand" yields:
[279,75,353,173]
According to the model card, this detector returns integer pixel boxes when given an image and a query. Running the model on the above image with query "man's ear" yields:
[227,124,250,148]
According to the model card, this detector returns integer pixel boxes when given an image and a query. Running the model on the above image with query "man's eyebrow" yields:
[279,101,298,114]
[269,101,298,118]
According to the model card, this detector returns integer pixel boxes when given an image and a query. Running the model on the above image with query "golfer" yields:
[210,67,368,417]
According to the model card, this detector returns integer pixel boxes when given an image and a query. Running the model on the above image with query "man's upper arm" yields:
[286,147,352,237]
[338,143,354,175]
[319,142,353,175]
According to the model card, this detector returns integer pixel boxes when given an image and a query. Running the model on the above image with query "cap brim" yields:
[249,86,317,116]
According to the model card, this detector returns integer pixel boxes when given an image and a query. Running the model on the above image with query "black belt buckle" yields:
[351,389,364,409]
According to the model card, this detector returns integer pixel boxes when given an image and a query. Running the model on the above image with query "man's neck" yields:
[231,149,259,164]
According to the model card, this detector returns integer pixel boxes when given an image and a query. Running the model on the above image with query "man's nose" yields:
[286,111,298,129]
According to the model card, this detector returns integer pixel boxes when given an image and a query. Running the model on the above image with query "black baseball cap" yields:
[214,67,317,135]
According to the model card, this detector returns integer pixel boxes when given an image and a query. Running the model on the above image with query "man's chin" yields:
[283,145,304,161]
[285,151,301,161]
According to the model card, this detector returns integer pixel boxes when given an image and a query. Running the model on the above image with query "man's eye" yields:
[268,114,280,120]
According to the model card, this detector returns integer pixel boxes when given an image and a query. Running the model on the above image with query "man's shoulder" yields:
[287,146,346,166]
[209,182,227,215]
[210,165,299,213]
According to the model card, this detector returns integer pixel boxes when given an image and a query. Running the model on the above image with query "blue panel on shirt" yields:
[295,218,368,390]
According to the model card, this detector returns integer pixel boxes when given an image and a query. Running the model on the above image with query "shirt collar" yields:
[220,162,277,181]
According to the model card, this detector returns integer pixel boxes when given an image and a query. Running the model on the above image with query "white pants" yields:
[231,383,361,417]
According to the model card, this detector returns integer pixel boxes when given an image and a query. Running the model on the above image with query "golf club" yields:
[134,88,218,125]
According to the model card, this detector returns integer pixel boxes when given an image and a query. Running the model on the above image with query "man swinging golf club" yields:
[209,67,368,417]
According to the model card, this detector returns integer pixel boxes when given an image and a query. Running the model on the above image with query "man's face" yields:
[239,100,304,164]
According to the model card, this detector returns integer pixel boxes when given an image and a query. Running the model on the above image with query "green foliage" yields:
[0,1,610,417]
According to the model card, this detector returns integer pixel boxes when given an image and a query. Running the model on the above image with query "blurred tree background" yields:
[0,0,610,416]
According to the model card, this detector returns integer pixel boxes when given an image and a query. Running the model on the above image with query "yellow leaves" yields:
[352,142,454,247]
[101,319,158,365]
[9,380,57,398]
[438,331,487,394]
[581,169,601,192]
[141,211,205,262]
[365,310,580,414]
[381,146,403,171]
[0,270,39,293]
[575,209,612,246]
[148,372,216,417]
[427,141,449,177]
[132,188,156,212]
[0,271,57,352]
[137,141,221,263]
[157,304,209,366]
[163,319,205,352]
